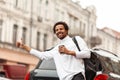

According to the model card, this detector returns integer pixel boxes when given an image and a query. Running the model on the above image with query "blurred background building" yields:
[0,0,120,71]
[97,27,120,57]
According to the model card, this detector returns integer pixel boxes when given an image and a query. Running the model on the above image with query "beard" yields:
[56,32,67,40]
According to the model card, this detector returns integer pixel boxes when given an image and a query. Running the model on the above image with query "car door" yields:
[30,59,59,80]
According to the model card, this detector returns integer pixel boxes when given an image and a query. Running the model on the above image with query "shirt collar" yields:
[59,36,71,43]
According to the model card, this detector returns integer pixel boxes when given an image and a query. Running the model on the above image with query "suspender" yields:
[72,37,81,51]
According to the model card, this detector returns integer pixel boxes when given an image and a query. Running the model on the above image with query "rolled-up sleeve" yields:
[74,36,91,59]
[75,50,91,58]
[30,49,53,60]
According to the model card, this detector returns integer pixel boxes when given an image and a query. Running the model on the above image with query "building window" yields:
[54,9,59,21]
[22,27,27,44]
[15,0,18,7]
[43,33,47,50]
[83,23,86,36]
[45,0,48,5]
[91,25,93,36]
[13,24,18,45]
[79,21,82,32]
[36,32,40,50]
[45,0,49,20]
[37,0,42,16]
[0,19,3,25]
[16,0,27,11]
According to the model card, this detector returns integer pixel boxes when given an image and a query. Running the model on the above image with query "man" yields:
[16,21,91,80]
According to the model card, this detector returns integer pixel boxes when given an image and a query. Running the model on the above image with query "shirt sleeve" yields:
[74,36,91,59]
[30,49,54,60]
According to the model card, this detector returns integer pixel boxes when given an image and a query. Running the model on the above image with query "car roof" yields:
[93,48,120,62]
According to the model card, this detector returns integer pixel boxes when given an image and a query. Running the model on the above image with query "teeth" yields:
[58,34,62,35]
[57,32,63,36]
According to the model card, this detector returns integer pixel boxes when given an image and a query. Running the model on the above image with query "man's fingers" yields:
[59,45,65,54]
[16,38,23,47]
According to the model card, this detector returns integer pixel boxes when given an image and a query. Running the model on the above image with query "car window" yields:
[39,59,56,70]
[100,56,114,72]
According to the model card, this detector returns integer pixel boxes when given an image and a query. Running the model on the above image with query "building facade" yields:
[97,27,120,57]
[0,0,97,71]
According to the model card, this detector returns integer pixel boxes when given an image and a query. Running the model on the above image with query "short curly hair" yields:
[53,21,69,33]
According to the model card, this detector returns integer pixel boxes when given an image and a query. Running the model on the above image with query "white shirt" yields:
[30,36,91,80]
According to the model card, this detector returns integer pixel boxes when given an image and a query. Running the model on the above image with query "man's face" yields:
[55,24,68,39]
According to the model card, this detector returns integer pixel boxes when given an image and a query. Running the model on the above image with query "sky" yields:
[76,0,120,32]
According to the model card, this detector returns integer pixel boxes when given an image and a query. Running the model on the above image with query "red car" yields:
[0,64,27,80]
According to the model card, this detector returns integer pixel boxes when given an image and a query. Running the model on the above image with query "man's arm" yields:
[58,36,91,58]
[16,39,31,52]
[16,39,53,60]
[58,45,90,58]
[73,36,91,58]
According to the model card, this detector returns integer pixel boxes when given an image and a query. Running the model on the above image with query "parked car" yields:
[0,64,27,80]
[24,48,120,80]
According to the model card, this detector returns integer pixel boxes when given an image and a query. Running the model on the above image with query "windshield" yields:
[38,59,56,70]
